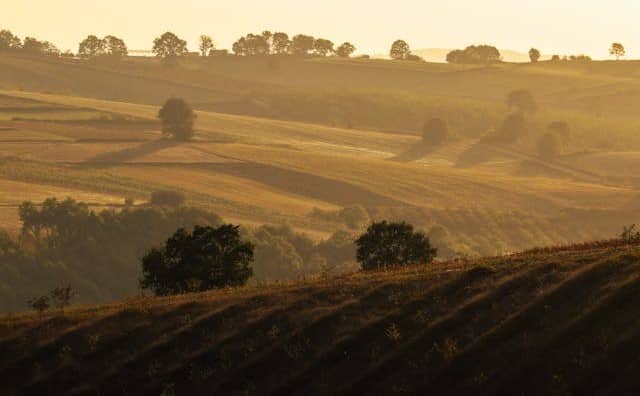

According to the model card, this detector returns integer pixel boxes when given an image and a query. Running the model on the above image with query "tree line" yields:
[1,28,630,64]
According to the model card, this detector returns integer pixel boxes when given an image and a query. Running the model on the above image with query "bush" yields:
[490,112,526,144]
[422,118,450,146]
[140,225,254,296]
[150,190,185,208]
[355,221,437,270]
[537,132,562,160]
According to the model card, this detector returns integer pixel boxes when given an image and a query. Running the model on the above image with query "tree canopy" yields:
[158,98,196,140]
[153,32,188,61]
[447,45,501,64]
[140,225,254,296]
[609,42,625,60]
[336,42,356,58]
[390,40,411,60]
[529,48,541,63]
[355,221,437,270]
[199,35,214,56]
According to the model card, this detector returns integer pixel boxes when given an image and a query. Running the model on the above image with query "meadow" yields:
[0,52,638,308]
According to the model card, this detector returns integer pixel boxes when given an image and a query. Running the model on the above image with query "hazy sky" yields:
[3,0,639,58]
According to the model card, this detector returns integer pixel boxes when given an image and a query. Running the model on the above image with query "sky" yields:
[3,0,640,58]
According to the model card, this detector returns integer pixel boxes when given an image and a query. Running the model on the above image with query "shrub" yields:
[355,221,437,270]
[422,118,450,146]
[140,225,254,296]
[150,190,185,208]
[537,132,562,160]
[490,112,526,144]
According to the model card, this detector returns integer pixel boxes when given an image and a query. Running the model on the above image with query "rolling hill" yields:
[1,240,639,395]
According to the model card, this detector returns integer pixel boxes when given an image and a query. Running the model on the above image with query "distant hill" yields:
[411,48,551,63]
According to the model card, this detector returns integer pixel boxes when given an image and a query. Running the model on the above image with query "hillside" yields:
[1,241,640,395]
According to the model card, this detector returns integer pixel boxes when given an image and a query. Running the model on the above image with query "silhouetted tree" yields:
[158,98,196,140]
[336,42,356,58]
[313,38,334,56]
[272,32,290,54]
[199,35,214,56]
[232,33,269,56]
[152,32,187,62]
[140,225,254,296]
[422,118,449,145]
[529,48,541,63]
[22,37,59,56]
[537,132,562,160]
[610,42,625,60]
[291,34,315,55]
[78,35,105,58]
[507,89,537,114]
[551,54,561,62]
[0,30,21,51]
[355,221,436,270]
[390,40,411,60]
[104,35,127,58]
[447,45,500,64]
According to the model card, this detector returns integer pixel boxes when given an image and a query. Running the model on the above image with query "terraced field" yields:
[1,241,639,395]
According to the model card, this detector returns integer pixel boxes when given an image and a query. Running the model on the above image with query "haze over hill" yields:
[1,9,640,393]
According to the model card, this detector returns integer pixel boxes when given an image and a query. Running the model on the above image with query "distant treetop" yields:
[447,45,501,64]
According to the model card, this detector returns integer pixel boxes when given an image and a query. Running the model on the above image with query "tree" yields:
[336,42,356,58]
[529,48,541,63]
[152,32,187,62]
[0,30,21,51]
[609,42,625,60]
[22,37,59,56]
[313,38,334,56]
[537,132,562,160]
[390,40,411,60]
[446,45,501,64]
[140,225,254,296]
[158,98,196,140]
[551,54,561,62]
[422,118,449,145]
[232,33,269,56]
[78,35,105,58]
[507,89,537,114]
[290,34,315,55]
[199,35,214,56]
[355,221,437,271]
[104,35,128,58]
[272,32,290,54]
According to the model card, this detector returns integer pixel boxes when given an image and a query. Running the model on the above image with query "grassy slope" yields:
[1,241,639,395]
[0,90,635,250]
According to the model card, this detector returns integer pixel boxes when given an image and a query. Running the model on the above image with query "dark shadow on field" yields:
[83,138,179,165]
[206,162,409,207]
[135,160,408,208]
[389,142,439,162]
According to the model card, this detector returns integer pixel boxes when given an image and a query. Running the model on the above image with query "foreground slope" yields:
[1,240,639,395]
